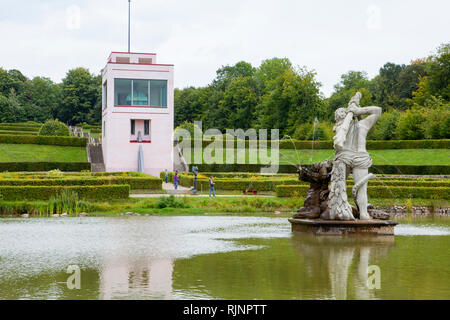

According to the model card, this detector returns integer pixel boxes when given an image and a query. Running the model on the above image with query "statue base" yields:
[288,218,398,236]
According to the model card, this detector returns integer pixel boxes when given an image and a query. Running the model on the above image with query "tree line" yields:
[0,43,448,140]
[175,43,449,140]
[0,67,101,125]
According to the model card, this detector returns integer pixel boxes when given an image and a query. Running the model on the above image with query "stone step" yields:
[91,163,105,172]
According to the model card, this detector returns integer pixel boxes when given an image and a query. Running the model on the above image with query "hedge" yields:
[190,164,450,175]
[0,176,162,190]
[276,185,450,199]
[0,162,91,172]
[0,130,38,136]
[0,122,42,128]
[0,185,130,201]
[0,125,40,132]
[166,172,450,192]
[178,139,450,150]
[3,171,149,178]
[0,135,87,147]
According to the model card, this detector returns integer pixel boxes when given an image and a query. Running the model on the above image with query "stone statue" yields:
[328,92,381,220]
[293,161,333,219]
[192,166,199,194]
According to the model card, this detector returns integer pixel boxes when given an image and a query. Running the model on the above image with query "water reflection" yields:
[291,234,394,300]
[100,257,174,300]
[0,217,448,300]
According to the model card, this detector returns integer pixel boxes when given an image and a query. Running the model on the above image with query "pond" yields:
[0,216,449,300]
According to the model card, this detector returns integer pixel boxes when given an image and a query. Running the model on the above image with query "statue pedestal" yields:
[289,218,398,236]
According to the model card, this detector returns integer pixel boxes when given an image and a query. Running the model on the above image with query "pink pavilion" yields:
[101,52,174,177]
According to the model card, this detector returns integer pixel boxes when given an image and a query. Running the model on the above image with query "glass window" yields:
[144,120,150,135]
[102,81,107,109]
[150,80,167,107]
[114,79,132,106]
[133,80,149,106]
[131,119,135,135]
[103,121,106,137]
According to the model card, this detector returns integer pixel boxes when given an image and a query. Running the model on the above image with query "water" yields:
[0,216,448,300]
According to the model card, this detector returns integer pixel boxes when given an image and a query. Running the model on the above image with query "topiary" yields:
[38,119,70,137]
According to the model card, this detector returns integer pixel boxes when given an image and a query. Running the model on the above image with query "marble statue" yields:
[328,92,382,220]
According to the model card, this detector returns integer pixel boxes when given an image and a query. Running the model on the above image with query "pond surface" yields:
[0,216,449,300]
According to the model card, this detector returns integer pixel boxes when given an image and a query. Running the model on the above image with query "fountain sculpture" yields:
[289,92,397,235]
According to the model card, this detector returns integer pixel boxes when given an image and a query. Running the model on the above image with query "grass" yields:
[186,149,450,166]
[1,195,448,218]
[0,144,88,162]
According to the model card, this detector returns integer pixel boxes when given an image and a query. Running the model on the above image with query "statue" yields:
[192,166,199,195]
[328,92,381,220]
[293,161,333,219]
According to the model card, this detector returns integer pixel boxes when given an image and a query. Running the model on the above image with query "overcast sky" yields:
[0,0,448,97]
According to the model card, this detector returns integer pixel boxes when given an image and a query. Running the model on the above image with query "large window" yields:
[150,80,167,107]
[114,79,167,107]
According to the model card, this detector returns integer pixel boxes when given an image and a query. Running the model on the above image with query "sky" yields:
[0,0,448,97]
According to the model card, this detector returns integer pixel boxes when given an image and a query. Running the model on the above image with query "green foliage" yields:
[59,68,101,125]
[0,185,130,201]
[189,164,450,175]
[276,185,450,199]
[156,195,191,209]
[0,176,162,190]
[372,110,401,140]
[396,108,426,140]
[0,162,90,172]
[293,121,334,140]
[0,134,87,146]
[38,119,70,136]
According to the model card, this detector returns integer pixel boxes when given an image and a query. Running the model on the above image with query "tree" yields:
[20,77,62,120]
[326,71,372,117]
[254,58,292,93]
[396,108,426,140]
[218,76,259,130]
[255,67,324,136]
[59,68,100,125]
[212,61,255,91]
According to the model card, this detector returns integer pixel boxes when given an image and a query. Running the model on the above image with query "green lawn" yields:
[0,144,88,162]
[187,149,450,166]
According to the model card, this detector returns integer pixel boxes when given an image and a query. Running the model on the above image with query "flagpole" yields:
[128,0,131,52]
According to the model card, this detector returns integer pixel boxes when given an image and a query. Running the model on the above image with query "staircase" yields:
[87,144,105,172]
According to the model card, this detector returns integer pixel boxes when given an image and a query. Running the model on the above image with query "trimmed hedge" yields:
[0,162,91,172]
[0,135,87,147]
[0,176,162,190]
[276,185,450,199]
[179,139,450,150]
[0,130,38,136]
[0,185,130,201]
[190,164,450,175]
[0,125,40,132]
[0,122,42,128]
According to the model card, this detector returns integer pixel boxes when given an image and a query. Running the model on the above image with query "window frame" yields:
[114,78,168,107]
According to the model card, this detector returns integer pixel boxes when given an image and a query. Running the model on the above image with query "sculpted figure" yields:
[293,161,333,219]
[328,92,381,220]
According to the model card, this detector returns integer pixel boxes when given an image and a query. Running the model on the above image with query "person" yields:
[164,169,169,183]
[174,170,179,190]
[209,176,215,197]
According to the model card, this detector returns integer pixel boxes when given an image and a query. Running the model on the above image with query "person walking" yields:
[209,176,215,197]
[174,170,179,190]
[164,169,169,183]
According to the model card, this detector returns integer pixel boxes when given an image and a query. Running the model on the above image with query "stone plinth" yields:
[289,218,398,236]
